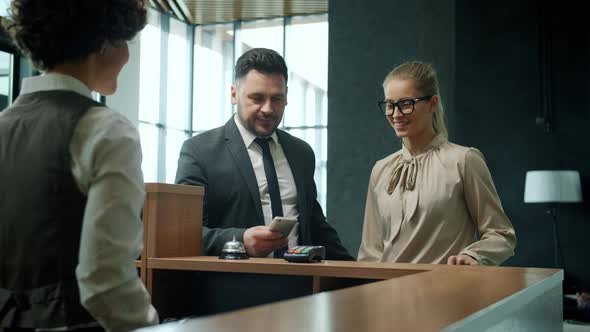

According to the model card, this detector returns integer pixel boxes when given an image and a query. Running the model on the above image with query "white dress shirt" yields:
[19,74,158,331]
[234,115,299,249]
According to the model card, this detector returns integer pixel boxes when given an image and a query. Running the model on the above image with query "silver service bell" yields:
[219,236,249,260]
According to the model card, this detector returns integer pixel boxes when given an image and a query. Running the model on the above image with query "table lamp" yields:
[524,170,583,267]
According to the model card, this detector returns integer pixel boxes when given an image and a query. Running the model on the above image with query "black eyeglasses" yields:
[377,95,433,116]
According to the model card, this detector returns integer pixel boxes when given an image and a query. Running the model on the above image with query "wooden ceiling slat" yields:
[149,0,327,25]
[155,0,171,13]
[169,0,192,23]
[149,0,166,14]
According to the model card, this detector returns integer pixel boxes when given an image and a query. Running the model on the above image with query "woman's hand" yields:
[447,254,479,265]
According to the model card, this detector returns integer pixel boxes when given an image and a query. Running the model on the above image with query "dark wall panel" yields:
[453,1,546,269]
[328,0,590,290]
[453,0,590,290]
[327,0,455,256]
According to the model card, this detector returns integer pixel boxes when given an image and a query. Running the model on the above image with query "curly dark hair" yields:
[2,0,147,70]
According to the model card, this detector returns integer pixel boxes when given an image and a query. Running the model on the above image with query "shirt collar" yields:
[233,114,279,148]
[401,134,446,159]
[20,73,93,99]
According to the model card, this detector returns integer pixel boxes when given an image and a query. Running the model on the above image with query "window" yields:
[193,24,233,132]
[138,10,193,184]
[164,19,191,183]
[139,12,329,211]
[237,19,284,56]
[0,51,14,110]
[0,0,17,111]
[0,0,7,17]
[283,16,329,209]
[138,10,162,182]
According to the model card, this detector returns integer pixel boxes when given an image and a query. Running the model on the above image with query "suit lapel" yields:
[224,119,264,224]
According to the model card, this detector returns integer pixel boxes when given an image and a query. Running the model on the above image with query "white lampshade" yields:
[524,170,583,203]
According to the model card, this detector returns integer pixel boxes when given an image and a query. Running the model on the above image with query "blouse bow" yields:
[387,157,418,194]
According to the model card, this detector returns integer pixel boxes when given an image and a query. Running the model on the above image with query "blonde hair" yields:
[383,61,448,140]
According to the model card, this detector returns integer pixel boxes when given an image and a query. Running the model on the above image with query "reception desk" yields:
[142,257,562,331]
[138,184,563,331]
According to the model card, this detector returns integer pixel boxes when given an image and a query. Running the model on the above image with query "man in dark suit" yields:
[175,48,352,260]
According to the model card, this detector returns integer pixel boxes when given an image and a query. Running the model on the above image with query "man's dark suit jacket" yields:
[175,118,353,260]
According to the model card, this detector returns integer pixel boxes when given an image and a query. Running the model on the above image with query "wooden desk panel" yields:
[139,267,562,332]
[148,257,428,280]
[141,183,204,293]
[147,256,557,280]
[144,183,203,259]
[135,183,562,331]
[141,257,562,331]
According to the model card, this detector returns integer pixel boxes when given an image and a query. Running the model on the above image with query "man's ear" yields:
[231,85,238,105]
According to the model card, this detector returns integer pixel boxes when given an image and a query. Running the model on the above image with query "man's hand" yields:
[576,292,590,308]
[243,226,288,257]
[447,254,479,265]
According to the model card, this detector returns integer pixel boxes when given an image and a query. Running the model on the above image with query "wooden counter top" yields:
[138,261,562,332]
[136,184,562,331]
[147,256,557,280]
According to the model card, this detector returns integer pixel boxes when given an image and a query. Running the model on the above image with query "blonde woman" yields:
[358,61,516,266]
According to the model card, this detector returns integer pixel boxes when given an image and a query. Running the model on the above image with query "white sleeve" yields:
[70,107,158,331]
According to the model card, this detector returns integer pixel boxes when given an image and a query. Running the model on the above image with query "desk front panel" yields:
[141,267,562,332]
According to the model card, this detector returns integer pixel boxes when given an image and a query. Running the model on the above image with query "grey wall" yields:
[452,0,590,291]
[327,0,455,256]
[328,0,590,291]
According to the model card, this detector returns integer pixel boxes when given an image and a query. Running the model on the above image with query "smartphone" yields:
[269,216,298,238]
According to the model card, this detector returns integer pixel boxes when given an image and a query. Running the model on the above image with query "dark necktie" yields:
[255,137,284,218]
[254,137,287,258]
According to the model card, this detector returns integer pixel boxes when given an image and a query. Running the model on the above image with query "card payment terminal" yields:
[283,246,326,263]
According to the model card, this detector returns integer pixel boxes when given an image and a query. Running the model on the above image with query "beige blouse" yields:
[358,135,516,265]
